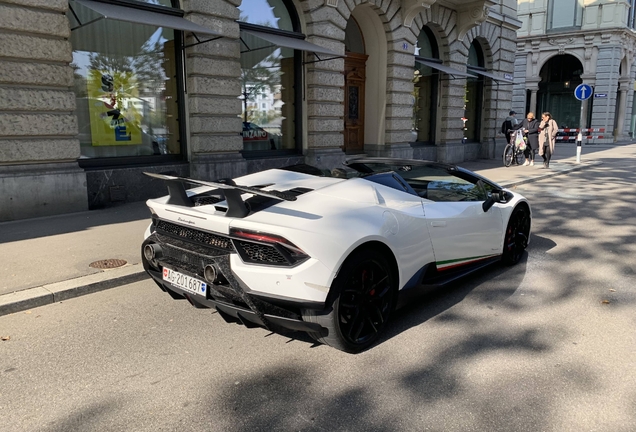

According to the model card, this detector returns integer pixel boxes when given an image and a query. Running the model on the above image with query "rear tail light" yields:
[230,228,309,266]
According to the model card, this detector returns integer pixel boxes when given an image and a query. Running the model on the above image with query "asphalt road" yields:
[1,149,635,432]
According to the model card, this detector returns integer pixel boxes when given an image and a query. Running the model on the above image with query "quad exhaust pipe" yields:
[143,243,163,262]
[145,242,222,285]
[204,264,219,284]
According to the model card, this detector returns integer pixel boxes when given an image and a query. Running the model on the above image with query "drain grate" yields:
[89,259,127,269]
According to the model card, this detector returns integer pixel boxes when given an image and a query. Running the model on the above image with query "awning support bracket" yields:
[302,53,343,66]
[183,34,223,49]
[69,3,103,31]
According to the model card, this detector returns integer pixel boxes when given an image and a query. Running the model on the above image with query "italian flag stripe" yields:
[436,254,499,271]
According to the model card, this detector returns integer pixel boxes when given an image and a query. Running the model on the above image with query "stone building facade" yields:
[514,0,636,142]
[0,0,519,222]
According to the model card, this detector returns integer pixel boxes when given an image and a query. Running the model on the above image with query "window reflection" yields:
[549,0,583,29]
[413,27,439,143]
[238,0,294,31]
[464,42,484,142]
[68,1,180,159]
[238,1,298,152]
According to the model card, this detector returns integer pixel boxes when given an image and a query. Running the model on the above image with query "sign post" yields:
[574,84,592,163]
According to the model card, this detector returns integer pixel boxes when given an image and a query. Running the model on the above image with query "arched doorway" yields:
[537,54,583,128]
[342,6,387,155]
[464,41,484,142]
[343,17,367,154]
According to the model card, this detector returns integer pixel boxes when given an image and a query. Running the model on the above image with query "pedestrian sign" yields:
[574,84,593,101]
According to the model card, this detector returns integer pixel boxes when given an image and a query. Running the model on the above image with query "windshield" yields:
[349,161,497,202]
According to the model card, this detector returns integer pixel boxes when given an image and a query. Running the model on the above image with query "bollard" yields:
[576,131,582,163]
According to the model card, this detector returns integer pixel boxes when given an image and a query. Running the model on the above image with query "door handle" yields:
[431,221,446,227]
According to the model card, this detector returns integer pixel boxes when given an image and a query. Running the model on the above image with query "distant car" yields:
[141,158,531,353]
[242,122,277,150]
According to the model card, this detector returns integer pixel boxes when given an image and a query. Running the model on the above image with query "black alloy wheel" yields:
[502,206,531,265]
[337,259,394,346]
[303,249,396,353]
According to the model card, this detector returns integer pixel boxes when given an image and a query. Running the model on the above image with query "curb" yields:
[0,264,148,317]
[0,159,603,318]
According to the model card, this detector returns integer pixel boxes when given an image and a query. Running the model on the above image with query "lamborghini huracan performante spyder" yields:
[141,158,531,353]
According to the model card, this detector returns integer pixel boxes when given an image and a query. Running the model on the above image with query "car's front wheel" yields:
[502,205,531,265]
[303,249,397,353]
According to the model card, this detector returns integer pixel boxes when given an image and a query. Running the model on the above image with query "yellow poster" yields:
[87,70,142,146]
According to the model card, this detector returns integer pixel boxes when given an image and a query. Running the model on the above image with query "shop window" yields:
[238,1,300,153]
[68,0,183,165]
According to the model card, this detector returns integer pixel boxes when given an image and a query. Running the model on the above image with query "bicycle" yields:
[503,129,526,167]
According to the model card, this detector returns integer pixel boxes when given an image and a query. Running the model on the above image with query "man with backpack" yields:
[501,110,519,144]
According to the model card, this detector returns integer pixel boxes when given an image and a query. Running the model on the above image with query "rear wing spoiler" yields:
[144,172,296,218]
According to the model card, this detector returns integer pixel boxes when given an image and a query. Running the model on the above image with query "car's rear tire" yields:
[303,249,397,353]
[502,205,531,265]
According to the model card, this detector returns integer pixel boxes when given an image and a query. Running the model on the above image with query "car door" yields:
[419,173,504,270]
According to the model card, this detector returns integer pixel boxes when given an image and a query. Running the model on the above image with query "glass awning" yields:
[467,67,514,83]
[241,28,340,58]
[70,0,222,36]
[415,58,477,79]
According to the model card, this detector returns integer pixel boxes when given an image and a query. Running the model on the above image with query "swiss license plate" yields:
[163,268,207,297]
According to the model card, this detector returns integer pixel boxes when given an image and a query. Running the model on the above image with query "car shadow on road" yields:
[273,234,559,353]
[379,233,557,348]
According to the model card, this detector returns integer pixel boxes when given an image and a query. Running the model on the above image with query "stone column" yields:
[0,0,87,221]
[590,45,621,142]
[303,4,347,170]
[378,13,416,159]
[182,0,247,180]
[529,89,538,114]
[615,79,629,140]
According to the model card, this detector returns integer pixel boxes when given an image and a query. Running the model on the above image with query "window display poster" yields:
[87,70,142,146]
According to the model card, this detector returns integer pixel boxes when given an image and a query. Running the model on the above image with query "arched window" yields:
[345,18,365,54]
[464,41,484,142]
[238,0,301,153]
[412,27,439,143]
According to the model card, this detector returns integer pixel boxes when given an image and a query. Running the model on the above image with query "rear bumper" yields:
[142,235,327,336]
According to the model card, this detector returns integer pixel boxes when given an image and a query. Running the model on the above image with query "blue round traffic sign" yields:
[574,84,593,101]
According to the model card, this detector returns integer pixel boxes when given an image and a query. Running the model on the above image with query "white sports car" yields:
[141,158,531,353]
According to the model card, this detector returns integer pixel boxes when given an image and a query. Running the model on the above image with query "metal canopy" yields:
[467,67,513,83]
[241,29,340,58]
[415,58,477,78]
[71,0,222,36]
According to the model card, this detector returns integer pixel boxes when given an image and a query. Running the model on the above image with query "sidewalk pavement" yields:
[0,143,620,316]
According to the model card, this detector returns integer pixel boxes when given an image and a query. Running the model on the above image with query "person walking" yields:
[515,112,539,166]
[538,112,558,168]
[502,110,519,145]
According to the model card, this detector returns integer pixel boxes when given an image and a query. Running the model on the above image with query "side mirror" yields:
[482,195,496,212]
[482,190,509,212]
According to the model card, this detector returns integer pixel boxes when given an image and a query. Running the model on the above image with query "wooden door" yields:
[343,53,368,154]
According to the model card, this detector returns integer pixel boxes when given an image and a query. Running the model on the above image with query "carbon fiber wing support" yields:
[144,172,297,218]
